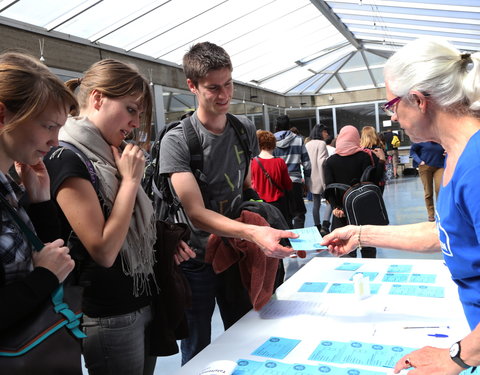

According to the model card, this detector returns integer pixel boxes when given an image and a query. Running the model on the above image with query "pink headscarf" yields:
[335,125,363,156]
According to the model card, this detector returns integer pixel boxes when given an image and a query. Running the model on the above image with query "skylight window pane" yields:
[350,26,479,42]
[1,0,86,26]
[261,67,313,93]
[99,0,224,51]
[371,67,386,87]
[338,70,374,89]
[319,76,344,94]
[303,74,336,95]
[341,51,366,70]
[233,34,347,86]
[330,2,478,20]
[332,7,479,25]
[364,51,387,66]
[344,17,480,34]
[54,0,160,38]
[396,0,479,6]
[140,0,321,60]
[290,73,330,95]
[307,48,355,73]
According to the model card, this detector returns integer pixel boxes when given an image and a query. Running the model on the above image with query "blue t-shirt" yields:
[436,130,480,329]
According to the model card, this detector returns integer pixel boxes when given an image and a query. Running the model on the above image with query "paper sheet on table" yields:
[408,273,437,283]
[289,227,328,251]
[233,359,264,374]
[387,264,413,273]
[252,337,301,359]
[234,359,388,374]
[309,340,416,368]
[389,284,445,298]
[199,359,238,374]
[335,262,363,271]
[259,299,327,319]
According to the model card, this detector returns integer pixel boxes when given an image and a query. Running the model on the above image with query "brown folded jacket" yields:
[205,210,279,311]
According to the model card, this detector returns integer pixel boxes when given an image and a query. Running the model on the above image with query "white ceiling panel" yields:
[0,0,478,95]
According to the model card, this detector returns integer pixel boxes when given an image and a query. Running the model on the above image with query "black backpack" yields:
[324,165,389,226]
[142,113,251,222]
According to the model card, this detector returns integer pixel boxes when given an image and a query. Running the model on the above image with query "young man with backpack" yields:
[159,42,297,365]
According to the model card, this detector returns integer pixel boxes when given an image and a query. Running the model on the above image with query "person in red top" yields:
[251,130,292,225]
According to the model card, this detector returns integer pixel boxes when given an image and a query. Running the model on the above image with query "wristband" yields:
[357,226,362,250]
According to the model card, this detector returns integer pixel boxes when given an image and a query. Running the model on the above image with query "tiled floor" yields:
[84,175,442,374]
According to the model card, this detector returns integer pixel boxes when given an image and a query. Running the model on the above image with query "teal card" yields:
[252,337,301,360]
[298,282,328,293]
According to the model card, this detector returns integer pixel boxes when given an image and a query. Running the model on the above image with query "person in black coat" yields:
[324,125,385,258]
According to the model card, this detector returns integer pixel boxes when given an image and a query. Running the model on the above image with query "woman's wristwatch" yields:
[450,341,471,369]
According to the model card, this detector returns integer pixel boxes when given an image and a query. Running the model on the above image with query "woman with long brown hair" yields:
[0,52,79,372]
[44,59,193,375]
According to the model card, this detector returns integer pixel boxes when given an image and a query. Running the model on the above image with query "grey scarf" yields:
[60,116,157,296]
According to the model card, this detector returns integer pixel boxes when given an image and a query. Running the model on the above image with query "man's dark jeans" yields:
[289,182,307,229]
[180,259,252,365]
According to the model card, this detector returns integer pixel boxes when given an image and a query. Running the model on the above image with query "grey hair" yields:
[384,38,480,115]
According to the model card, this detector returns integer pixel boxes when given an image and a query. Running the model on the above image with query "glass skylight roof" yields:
[1,0,478,95]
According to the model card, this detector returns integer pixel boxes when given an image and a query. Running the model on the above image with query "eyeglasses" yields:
[381,96,401,116]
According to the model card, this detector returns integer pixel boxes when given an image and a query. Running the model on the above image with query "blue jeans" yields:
[82,305,157,375]
[180,260,252,365]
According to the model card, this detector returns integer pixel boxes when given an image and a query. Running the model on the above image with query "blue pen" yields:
[428,333,449,338]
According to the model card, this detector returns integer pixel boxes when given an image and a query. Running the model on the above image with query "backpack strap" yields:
[226,113,251,179]
[360,149,376,183]
[360,165,376,183]
[59,141,99,193]
[182,113,251,186]
[182,116,207,185]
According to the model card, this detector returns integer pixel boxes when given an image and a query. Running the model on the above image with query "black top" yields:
[44,148,152,317]
[0,200,60,333]
[325,151,383,187]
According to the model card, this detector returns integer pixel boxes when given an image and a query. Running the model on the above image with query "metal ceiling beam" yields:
[329,0,480,14]
[0,0,18,13]
[309,0,362,50]
[343,19,480,36]
[360,49,377,87]
[45,0,103,31]
[333,8,480,25]
[89,1,172,43]
[125,1,229,52]
[315,51,355,94]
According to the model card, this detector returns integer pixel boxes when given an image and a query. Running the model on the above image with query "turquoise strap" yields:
[51,285,86,339]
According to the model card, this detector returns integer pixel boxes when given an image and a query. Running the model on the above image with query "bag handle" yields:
[0,190,87,340]
[254,157,285,193]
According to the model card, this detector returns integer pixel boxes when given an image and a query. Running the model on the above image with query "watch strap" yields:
[451,341,471,369]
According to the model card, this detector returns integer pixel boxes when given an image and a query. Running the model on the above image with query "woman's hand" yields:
[15,161,51,203]
[32,239,75,283]
[111,143,145,185]
[372,148,386,161]
[393,347,464,375]
[173,240,196,265]
[321,225,359,257]
[332,208,345,218]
